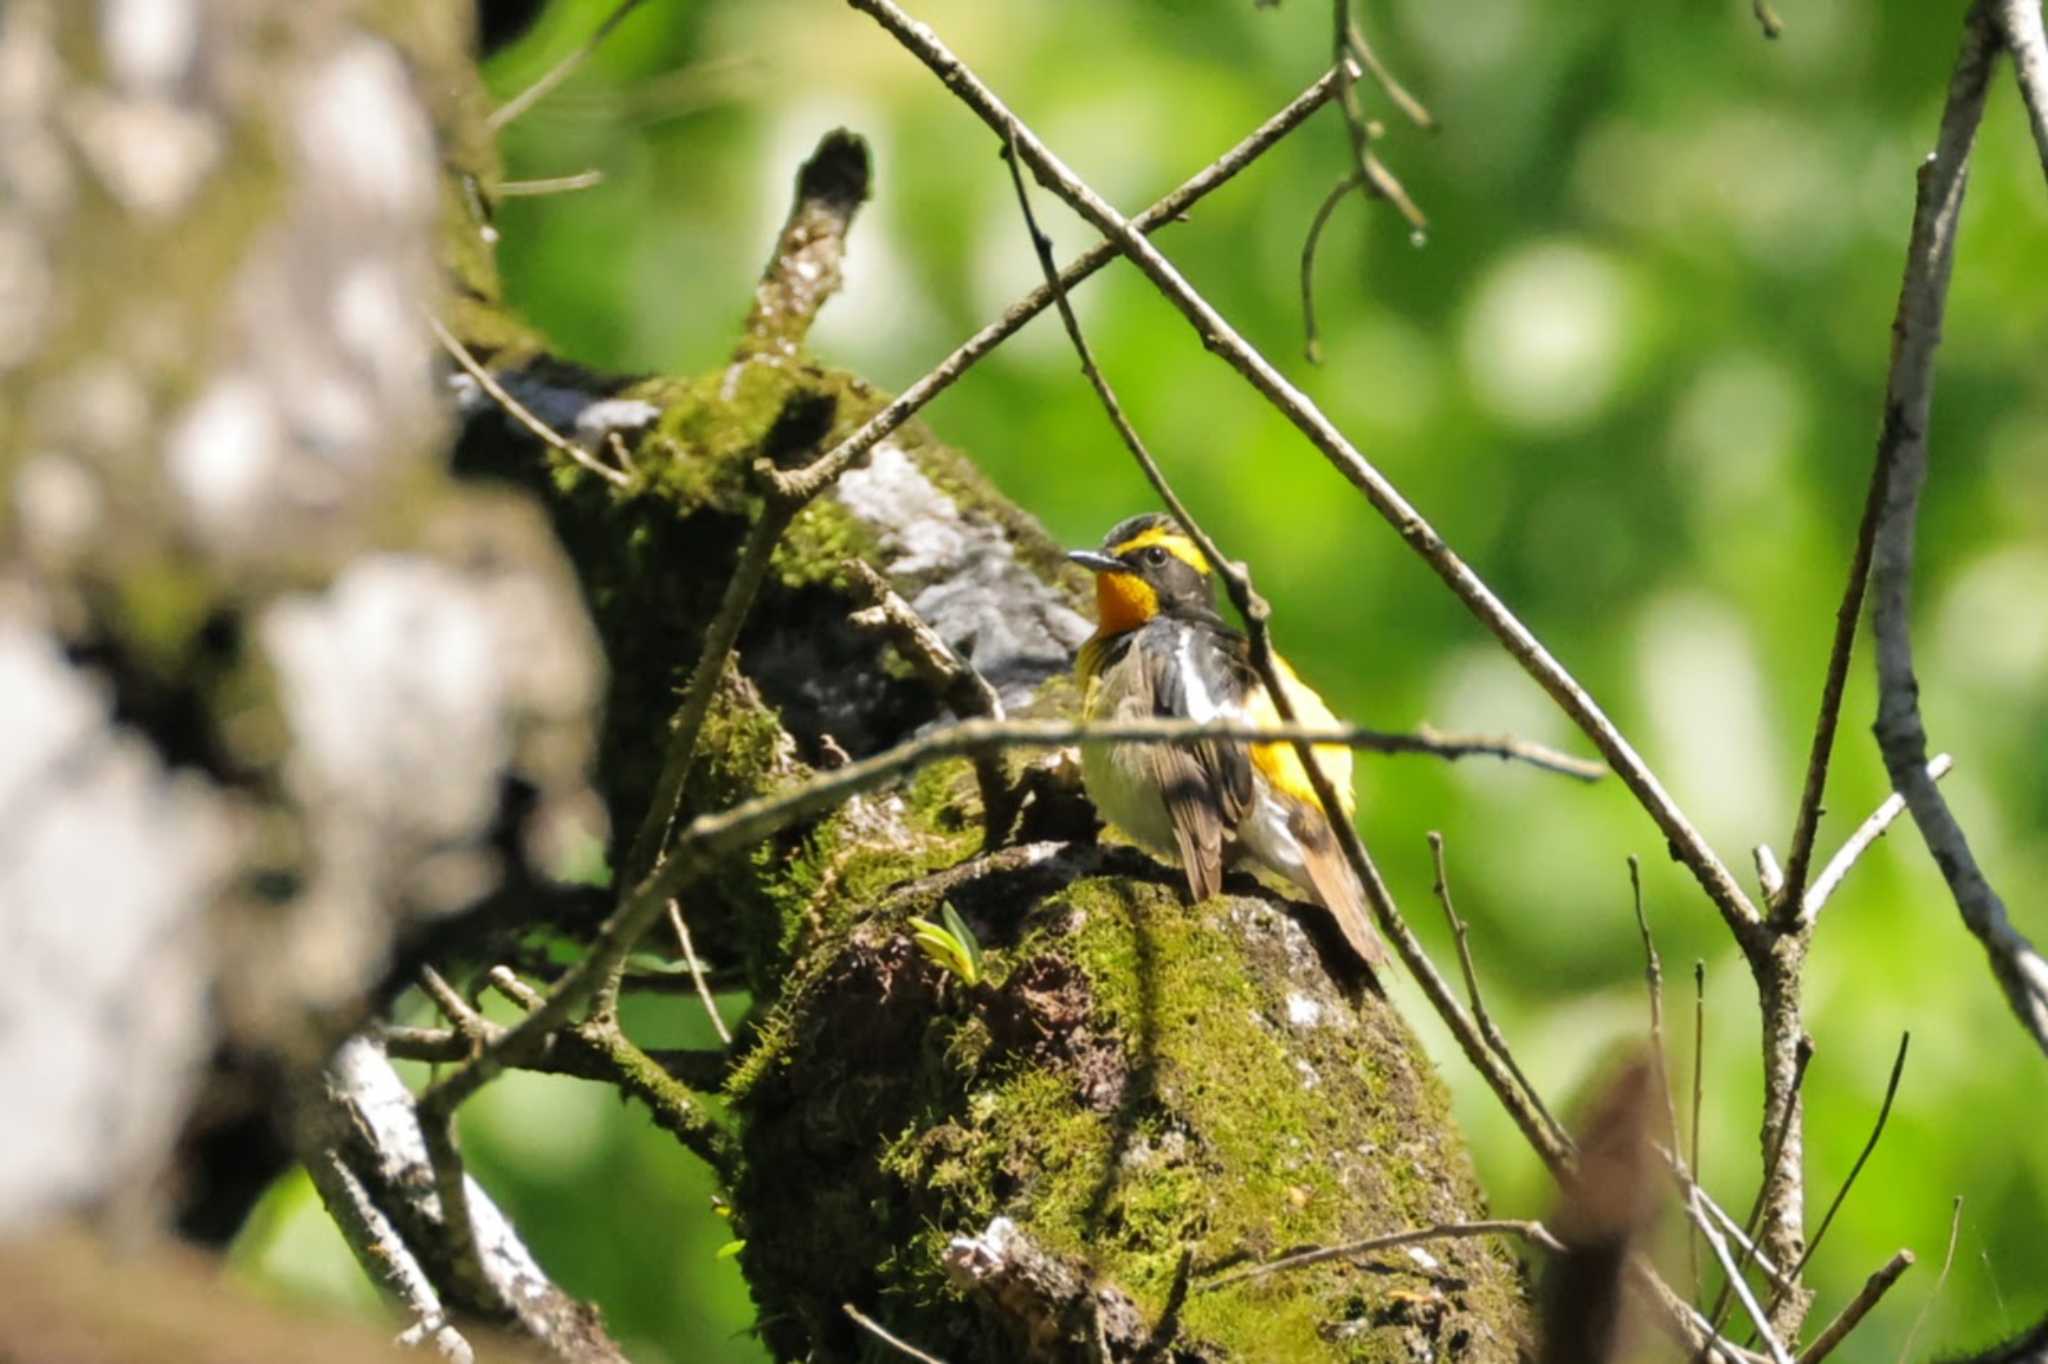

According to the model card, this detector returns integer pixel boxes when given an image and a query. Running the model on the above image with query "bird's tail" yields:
[1297,821,1389,971]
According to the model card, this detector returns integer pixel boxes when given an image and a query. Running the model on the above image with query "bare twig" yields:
[1342,15,1436,130]
[305,1152,474,1363]
[1690,959,1707,1300]
[1897,1197,1962,1364]
[381,1022,729,1092]
[844,1303,948,1364]
[1713,1034,1812,1335]
[1866,4,2048,1057]
[1428,832,1567,1149]
[848,0,1763,951]
[737,129,871,361]
[430,314,630,487]
[487,0,649,133]
[1753,845,1785,903]
[1003,94,1573,1170]
[1689,1188,1795,1364]
[1991,0,2048,181]
[1800,754,1954,923]
[1628,857,1686,1168]
[420,712,1604,1134]
[622,499,798,887]
[1661,1162,1795,1294]
[301,1038,630,1361]
[1299,170,1365,364]
[418,966,489,1045]
[788,64,1345,524]
[1202,1219,1563,1292]
[1760,1033,1909,1331]
[1753,0,1785,40]
[1331,2,1428,233]
[846,558,1015,840]
[1796,1249,1914,1364]
[1776,450,1890,918]
[496,169,606,197]
[667,899,733,1046]
[621,75,1351,881]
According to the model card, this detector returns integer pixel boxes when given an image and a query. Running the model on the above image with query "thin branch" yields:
[667,899,733,1047]
[471,967,735,1170]
[418,713,1600,1129]
[1753,0,1785,40]
[1201,1219,1562,1293]
[783,63,1345,521]
[1897,1197,1962,1364]
[1628,857,1686,1173]
[1342,16,1436,130]
[1867,3,2048,1057]
[1003,96,1576,1171]
[848,0,1763,951]
[1428,832,1568,1149]
[304,1152,474,1364]
[1795,1250,1914,1364]
[429,314,630,487]
[1990,0,2048,182]
[846,558,1015,841]
[1299,170,1364,364]
[1657,1157,1796,1295]
[1713,1034,1813,1335]
[418,966,489,1045]
[618,74,1346,880]
[844,1303,948,1364]
[301,1037,630,1362]
[1753,845,1785,903]
[737,129,871,361]
[1690,959,1707,1301]
[621,499,796,887]
[383,1018,731,1092]
[1784,1033,1909,1287]
[1688,1188,1795,1364]
[1801,755,1954,922]
[496,169,606,197]
[487,0,649,133]
[1332,2,1428,233]
[1776,445,1890,918]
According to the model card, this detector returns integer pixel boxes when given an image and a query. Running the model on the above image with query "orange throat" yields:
[1091,571,1158,637]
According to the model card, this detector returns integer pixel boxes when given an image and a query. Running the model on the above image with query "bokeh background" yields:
[235,1,2048,1358]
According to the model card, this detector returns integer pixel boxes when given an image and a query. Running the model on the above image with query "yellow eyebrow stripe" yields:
[1109,524,1211,574]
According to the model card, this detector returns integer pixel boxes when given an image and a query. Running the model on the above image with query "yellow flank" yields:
[1246,654,1355,815]
[1109,524,1211,575]
[1075,636,1111,691]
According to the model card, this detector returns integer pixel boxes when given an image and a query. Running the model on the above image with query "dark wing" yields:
[1137,622,1256,901]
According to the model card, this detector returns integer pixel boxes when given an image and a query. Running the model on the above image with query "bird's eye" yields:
[1143,546,1169,567]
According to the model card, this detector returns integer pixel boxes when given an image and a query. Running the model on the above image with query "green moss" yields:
[739,858,1529,1362]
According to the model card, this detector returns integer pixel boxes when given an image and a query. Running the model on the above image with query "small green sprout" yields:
[909,902,984,986]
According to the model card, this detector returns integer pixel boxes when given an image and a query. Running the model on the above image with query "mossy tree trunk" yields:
[448,118,1532,1364]
[3,2,1532,1359]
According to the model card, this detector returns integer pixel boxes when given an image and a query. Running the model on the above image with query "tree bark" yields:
[1,3,1533,1359]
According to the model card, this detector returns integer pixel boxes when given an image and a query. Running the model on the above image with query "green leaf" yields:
[941,901,983,981]
[714,1239,746,1261]
[908,913,979,986]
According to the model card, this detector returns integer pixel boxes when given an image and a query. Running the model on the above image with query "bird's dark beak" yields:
[1067,549,1123,574]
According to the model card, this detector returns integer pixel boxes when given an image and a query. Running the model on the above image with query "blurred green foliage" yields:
[241,1,2048,1358]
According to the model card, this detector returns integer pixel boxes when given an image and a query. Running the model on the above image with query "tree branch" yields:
[1867,2,2048,1057]
[1991,0,2048,181]
[847,0,1762,950]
